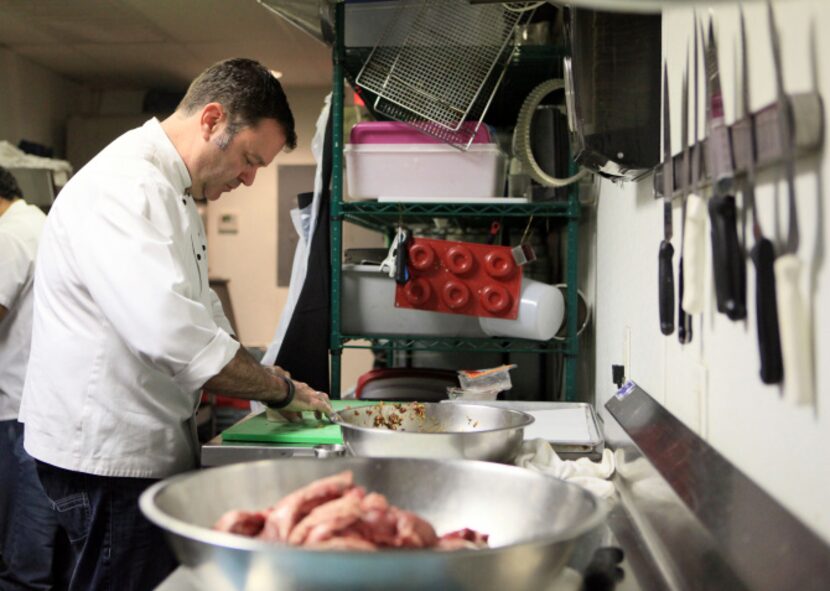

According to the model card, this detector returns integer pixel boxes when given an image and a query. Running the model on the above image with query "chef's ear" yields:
[200,103,225,140]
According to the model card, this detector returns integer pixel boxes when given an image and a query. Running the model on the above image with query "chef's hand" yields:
[266,378,333,424]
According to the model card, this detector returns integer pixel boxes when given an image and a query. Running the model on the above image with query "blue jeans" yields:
[0,420,65,590]
[0,420,17,556]
[33,461,178,591]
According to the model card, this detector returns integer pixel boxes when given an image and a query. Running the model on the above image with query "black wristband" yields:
[266,376,296,410]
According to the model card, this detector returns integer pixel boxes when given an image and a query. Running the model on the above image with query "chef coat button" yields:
[197,254,202,260]
[202,245,206,251]
[182,198,186,205]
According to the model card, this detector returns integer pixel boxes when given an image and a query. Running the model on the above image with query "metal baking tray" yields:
[442,400,604,458]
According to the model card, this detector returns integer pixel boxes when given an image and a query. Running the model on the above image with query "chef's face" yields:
[196,107,287,202]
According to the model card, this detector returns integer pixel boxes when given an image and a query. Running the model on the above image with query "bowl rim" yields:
[330,402,535,436]
[139,457,606,558]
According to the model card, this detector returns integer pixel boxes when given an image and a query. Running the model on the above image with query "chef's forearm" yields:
[203,347,288,405]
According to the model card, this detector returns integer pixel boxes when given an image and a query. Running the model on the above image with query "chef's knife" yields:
[659,62,675,336]
[741,9,783,384]
[682,15,707,316]
[767,1,813,404]
[704,19,746,321]
[678,48,693,344]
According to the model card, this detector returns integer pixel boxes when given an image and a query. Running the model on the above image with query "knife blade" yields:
[704,19,746,321]
[741,7,783,384]
[678,46,693,345]
[767,0,813,405]
[659,61,675,336]
[682,14,707,316]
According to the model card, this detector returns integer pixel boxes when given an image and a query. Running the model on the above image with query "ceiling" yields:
[0,0,333,91]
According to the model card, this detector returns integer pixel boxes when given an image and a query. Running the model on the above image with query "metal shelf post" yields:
[329,0,345,399]
[563,179,581,401]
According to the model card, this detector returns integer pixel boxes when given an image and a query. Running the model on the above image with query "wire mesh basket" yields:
[356,0,537,149]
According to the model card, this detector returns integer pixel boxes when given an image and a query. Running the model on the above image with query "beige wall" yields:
[0,47,83,157]
[593,0,830,543]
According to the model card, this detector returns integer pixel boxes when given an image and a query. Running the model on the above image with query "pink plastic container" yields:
[349,121,492,145]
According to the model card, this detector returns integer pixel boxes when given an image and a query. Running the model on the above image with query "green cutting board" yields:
[220,400,378,445]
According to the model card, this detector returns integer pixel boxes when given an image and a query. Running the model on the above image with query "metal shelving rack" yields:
[328,1,582,401]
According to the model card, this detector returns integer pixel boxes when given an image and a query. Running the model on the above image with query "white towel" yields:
[0,140,73,186]
[514,438,616,499]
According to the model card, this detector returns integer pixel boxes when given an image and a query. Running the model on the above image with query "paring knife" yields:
[767,1,813,405]
[678,47,693,344]
[704,19,746,321]
[659,62,675,336]
[740,8,783,384]
[682,15,707,316]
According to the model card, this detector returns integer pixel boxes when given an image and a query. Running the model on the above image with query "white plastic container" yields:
[478,278,564,341]
[446,387,500,401]
[341,264,486,337]
[344,143,506,200]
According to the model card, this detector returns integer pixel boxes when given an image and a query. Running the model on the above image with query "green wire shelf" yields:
[340,200,576,233]
[328,3,582,401]
[338,334,570,354]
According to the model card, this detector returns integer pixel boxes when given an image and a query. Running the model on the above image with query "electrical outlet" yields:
[218,212,239,234]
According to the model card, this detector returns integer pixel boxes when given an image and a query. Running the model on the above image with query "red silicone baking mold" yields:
[395,237,521,319]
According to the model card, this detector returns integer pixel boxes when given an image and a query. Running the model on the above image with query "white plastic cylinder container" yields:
[478,278,564,341]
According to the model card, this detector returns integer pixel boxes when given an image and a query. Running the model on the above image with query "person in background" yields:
[18,58,333,591]
[0,165,63,590]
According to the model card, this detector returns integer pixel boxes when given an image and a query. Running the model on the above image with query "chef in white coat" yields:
[18,58,332,591]
[0,166,66,589]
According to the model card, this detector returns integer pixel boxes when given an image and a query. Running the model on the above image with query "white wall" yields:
[205,86,381,392]
[0,48,83,156]
[594,0,830,544]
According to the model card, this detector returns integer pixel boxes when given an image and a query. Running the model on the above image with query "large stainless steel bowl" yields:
[140,457,604,591]
[332,402,534,462]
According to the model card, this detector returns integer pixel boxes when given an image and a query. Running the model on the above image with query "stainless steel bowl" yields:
[140,457,604,591]
[331,402,534,463]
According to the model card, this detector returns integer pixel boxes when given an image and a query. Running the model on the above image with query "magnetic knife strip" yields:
[653,91,824,200]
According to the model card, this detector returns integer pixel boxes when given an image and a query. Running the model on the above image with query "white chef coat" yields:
[0,199,46,420]
[20,118,240,479]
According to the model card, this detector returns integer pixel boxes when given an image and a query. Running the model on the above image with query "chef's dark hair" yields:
[178,58,297,151]
[0,166,23,201]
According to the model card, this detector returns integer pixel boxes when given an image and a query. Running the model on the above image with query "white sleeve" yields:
[73,182,239,392]
[0,233,32,309]
[209,288,235,336]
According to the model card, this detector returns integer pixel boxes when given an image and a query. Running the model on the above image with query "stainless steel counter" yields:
[175,411,647,591]
[179,385,830,591]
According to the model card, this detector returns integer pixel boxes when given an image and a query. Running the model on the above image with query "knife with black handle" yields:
[708,196,746,320]
[750,239,783,382]
[659,62,675,336]
[704,20,746,321]
[741,8,782,384]
[659,240,675,336]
